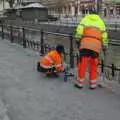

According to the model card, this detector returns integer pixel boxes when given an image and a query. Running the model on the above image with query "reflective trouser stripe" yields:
[76,79,84,84]
[90,80,97,84]
[56,64,62,67]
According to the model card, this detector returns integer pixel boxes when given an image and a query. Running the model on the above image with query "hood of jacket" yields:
[87,14,101,21]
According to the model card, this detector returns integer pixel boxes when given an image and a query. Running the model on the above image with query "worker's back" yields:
[40,50,61,68]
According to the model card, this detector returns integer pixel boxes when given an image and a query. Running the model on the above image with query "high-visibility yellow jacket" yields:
[40,50,64,72]
[75,14,109,47]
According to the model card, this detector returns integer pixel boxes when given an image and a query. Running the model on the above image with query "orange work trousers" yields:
[77,56,98,84]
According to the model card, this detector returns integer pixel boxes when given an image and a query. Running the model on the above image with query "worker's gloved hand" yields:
[103,46,108,55]
[59,66,65,72]
[76,40,80,48]
[75,36,82,48]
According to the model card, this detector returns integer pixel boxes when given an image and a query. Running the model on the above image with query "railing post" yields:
[101,60,104,73]
[1,24,4,40]
[77,52,79,65]
[115,22,117,32]
[23,28,26,48]
[63,52,66,63]
[111,63,115,77]
[40,29,44,56]
[69,34,74,68]
[10,26,13,43]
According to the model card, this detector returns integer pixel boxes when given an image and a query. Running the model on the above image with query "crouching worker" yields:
[37,45,65,77]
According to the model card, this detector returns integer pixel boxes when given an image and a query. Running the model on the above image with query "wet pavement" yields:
[0,39,120,120]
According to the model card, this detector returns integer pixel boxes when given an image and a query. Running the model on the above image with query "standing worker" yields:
[37,45,65,76]
[75,9,109,89]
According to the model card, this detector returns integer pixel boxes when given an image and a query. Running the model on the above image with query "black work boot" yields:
[46,71,59,77]
[37,62,40,72]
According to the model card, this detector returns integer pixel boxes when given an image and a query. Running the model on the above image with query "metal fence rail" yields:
[4,19,120,32]
[0,24,120,83]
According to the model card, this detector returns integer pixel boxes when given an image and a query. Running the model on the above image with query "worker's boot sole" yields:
[89,84,97,89]
[74,84,83,89]
[74,80,83,89]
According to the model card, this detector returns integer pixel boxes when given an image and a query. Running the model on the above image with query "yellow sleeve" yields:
[75,17,86,40]
[75,24,84,40]
[102,31,109,46]
[99,19,109,46]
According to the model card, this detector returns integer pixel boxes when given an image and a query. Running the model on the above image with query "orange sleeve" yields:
[51,51,64,72]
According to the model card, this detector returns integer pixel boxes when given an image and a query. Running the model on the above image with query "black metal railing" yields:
[0,24,120,83]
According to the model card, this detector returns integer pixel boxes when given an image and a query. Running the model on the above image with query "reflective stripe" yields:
[44,56,54,64]
[90,80,97,84]
[40,64,50,69]
[56,64,62,67]
[41,63,61,69]
[80,37,101,53]
[84,36,100,41]
[81,42,96,48]
[40,64,55,69]
[77,79,84,83]
[81,25,104,31]
[84,26,102,30]
[80,25,106,32]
